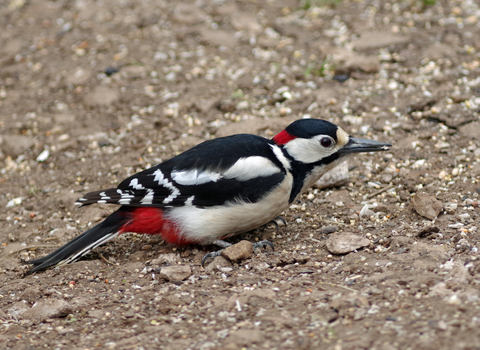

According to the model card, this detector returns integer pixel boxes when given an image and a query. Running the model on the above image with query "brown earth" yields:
[1,0,480,349]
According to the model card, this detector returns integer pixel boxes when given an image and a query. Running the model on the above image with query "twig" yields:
[97,252,115,266]
[367,184,394,199]
[316,281,358,293]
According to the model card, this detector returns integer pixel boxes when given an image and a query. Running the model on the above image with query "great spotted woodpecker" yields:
[27,119,391,273]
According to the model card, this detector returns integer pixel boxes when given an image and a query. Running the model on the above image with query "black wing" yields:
[76,134,287,208]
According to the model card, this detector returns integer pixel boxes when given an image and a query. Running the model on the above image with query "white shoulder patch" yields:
[223,156,281,181]
[171,169,222,186]
[269,144,291,170]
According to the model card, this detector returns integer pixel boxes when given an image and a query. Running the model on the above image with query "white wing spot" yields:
[129,178,145,190]
[185,195,195,206]
[153,169,181,204]
[97,200,107,204]
[171,169,221,186]
[140,189,154,205]
[117,190,134,205]
[99,191,111,200]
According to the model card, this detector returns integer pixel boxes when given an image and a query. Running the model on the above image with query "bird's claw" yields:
[253,240,274,252]
[202,240,274,267]
[201,250,223,267]
[268,216,286,234]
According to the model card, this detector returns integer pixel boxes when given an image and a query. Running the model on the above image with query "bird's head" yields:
[272,119,391,164]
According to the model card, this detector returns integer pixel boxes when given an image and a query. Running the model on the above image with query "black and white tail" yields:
[27,208,128,273]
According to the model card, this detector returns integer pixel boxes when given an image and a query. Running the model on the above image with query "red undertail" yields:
[120,207,191,245]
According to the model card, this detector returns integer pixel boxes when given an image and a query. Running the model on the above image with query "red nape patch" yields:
[120,208,191,245]
[272,130,296,145]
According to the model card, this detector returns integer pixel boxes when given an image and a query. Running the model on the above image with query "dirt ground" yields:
[1,0,480,349]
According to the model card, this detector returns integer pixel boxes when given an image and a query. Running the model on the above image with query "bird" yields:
[26,118,391,273]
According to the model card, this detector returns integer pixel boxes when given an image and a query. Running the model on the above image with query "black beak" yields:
[339,137,392,155]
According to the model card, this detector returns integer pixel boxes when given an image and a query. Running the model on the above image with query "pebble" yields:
[66,68,91,85]
[325,233,371,255]
[411,192,443,220]
[159,265,192,282]
[227,329,264,346]
[321,226,338,234]
[204,256,233,272]
[6,197,23,208]
[200,29,236,48]
[22,299,73,321]
[0,135,34,157]
[8,301,29,319]
[83,86,120,107]
[458,121,480,138]
[221,240,254,262]
[315,161,350,189]
[17,287,41,302]
[36,149,49,162]
[353,31,410,50]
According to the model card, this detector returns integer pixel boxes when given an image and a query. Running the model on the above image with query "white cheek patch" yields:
[223,156,281,181]
[284,136,336,164]
[171,169,222,186]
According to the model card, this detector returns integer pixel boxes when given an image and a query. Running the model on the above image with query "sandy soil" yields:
[1,0,480,349]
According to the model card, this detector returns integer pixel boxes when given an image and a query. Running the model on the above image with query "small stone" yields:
[236,100,249,110]
[22,299,73,321]
[221,240,254,262]
[0,135,35,157]
[321,226,338,234]
[150,253,179,265]
[325,233,371,255]
[353,32,410,50]
[36,149,49,162]
[411,192,443,220]
[228,329,264,346]
[204,256,233,272]
[159,265,192,282]
[417,226,440,238]
[84,86,120,107]
[66,68,91,85]
[200,29,236,48]
[88,309,105,319]
[315,161,350,189]
[438,170,447,179]
[121,65,147,79]
[458,122,480,139]
[17,287,41,302]
[9,301,29,319]
[423,43,456,60]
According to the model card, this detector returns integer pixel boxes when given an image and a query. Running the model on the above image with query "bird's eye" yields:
[320,137,334,148]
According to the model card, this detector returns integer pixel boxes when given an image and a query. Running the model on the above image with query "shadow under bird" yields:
[26,118,391,273]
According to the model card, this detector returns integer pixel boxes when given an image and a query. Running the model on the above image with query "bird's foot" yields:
[201,239,274,267]
[253,240,275,252]
[201,250,223,267]
[267,216,287,234]
[200,239,231,267]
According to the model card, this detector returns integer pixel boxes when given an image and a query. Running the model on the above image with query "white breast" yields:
[165,173,293,244]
